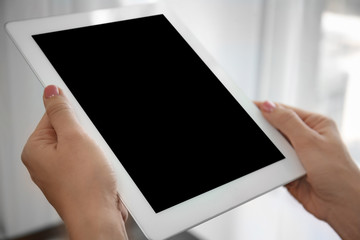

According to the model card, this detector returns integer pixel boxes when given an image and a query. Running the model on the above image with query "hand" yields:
[256,101,360,240]
[21,85,128,240]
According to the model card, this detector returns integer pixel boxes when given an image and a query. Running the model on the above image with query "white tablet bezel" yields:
[6,2,306,240]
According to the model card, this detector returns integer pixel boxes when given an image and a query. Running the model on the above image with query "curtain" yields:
[257,0,324,108]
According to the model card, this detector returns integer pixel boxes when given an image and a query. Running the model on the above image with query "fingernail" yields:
[262,101,276,113]
[44,85,59,99]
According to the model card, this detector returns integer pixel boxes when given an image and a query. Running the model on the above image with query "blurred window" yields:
[320,9,360,164]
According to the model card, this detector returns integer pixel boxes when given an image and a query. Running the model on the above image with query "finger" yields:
[34,113,52,132]
[285,179,298,189]
[117,193,129,222]
[253,101,262,108]
[276,103,319,124]
[258,101,316,148]
[254,101,315,121]
[43,85,81,137]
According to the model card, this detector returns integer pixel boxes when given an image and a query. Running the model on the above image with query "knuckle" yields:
[299,130,318,147]
[279,108,298,126]
[62,130,85,142]
[322,116,336,128]
[21,138,36,167]
[21,147,29,166]
[60,127,88,144]
[46,101,73,118]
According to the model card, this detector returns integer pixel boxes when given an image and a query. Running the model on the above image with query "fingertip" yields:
[44,85,59,99]
[261,100,277,113]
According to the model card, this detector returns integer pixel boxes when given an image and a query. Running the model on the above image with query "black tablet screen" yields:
[33,14,285,213]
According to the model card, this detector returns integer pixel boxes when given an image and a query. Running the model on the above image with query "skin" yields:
[21,85,128,240]
[21,85,360,239]
[256,100,360,240]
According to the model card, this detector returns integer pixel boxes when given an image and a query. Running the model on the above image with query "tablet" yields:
[6,2,305,240]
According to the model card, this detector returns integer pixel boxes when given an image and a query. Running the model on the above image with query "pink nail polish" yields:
[44,85,59,98]
[262,101,276,112]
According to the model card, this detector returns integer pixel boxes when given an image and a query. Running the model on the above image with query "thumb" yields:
[258,101,313,148]
[43,85,81,137]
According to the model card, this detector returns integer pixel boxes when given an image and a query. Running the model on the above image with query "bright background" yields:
[1,0,359,239]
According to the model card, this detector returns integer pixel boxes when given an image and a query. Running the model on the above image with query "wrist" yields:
[327,205,360,240]
[60,195,128,240]
[326,172,360,240]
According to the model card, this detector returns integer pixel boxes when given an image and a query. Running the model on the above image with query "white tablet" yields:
[6,2,305,240]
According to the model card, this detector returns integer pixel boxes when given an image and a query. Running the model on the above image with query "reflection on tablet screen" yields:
[33,14,285,213]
